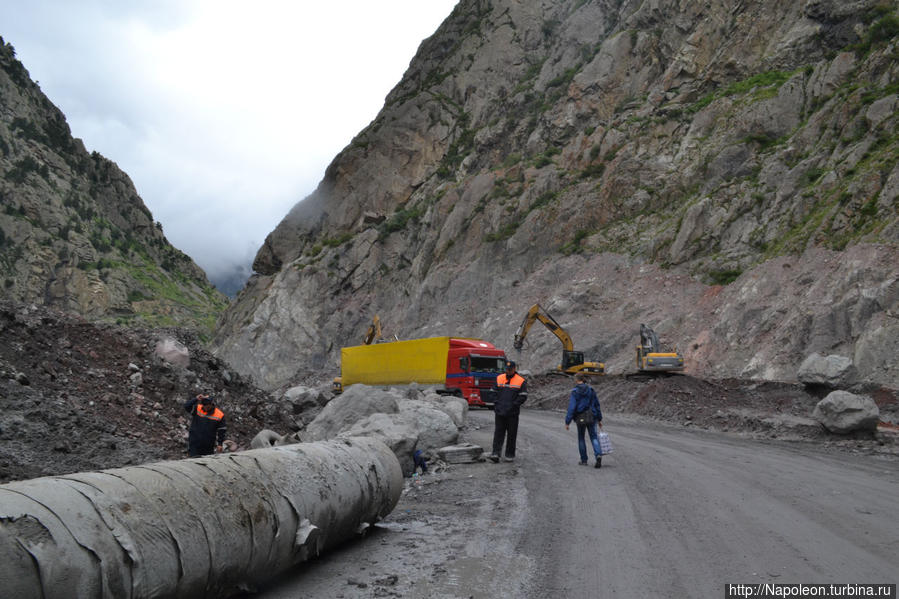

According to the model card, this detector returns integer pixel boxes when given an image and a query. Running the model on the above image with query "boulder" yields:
[282,385,329,421]
[302,385,466,474]
[420,393,469,427]
[798,353,856,387]
[155,338,190,368]
[395,399,460,453]
[812,390,879,434]
[304,384,399,441]
[250,429,284,449]
[340,413,421,475]
[437,443,485,464]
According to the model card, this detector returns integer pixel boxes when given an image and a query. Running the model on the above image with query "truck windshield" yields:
[470,357,506,373]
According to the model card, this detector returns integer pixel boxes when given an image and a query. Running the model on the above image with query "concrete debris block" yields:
[437,443,484,463]
[798,353,856,387]
[812,390,880,434]
[155,337,190,368]
[130,371,143,387]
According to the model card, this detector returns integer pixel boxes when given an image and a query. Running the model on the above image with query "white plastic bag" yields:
[599,431,614,454]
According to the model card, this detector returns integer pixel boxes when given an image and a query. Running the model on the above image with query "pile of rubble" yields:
[0,301,284,482]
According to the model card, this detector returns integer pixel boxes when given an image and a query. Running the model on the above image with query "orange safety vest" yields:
[496,373,525,389]
[196,404,224,421]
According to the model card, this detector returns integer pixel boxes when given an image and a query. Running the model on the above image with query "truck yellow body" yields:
[339,336,507,407]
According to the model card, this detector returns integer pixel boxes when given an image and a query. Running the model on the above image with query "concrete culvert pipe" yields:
[0,437,403,599]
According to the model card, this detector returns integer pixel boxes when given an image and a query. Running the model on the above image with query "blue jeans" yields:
[576,421,602,462]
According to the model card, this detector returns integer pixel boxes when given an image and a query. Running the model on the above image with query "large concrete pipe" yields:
[0,436,403,598]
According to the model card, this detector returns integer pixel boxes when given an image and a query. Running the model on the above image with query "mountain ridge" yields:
[212,0,898,391]
[0,38,227,333]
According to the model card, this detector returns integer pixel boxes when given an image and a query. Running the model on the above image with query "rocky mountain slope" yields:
[0,39,227,333]
[213,0,898,391]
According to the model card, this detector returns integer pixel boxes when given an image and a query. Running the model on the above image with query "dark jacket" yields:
[184,397,227,455]
[565,383,602,425]
[493,372,528,416]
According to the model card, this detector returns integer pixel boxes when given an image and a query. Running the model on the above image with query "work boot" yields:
[488,453,500,463]
[595,457,602,469]
[503,455,514,462]
[578,460,588,466]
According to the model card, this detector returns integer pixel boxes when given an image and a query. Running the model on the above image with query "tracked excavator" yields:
[634,323,684,374]
[513,304,604,375]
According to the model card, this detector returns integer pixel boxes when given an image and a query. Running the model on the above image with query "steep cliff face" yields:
[213,0,899,390]
[0,40,227,332]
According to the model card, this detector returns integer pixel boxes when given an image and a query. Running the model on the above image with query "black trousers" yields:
[492,412,520,457]
[188,441,214,457]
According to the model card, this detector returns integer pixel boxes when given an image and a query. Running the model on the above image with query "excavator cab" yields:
[561,350,585,370]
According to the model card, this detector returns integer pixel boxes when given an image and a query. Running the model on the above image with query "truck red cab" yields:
[444,338,507,408]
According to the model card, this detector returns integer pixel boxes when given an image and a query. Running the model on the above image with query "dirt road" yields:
[254,410,899,598]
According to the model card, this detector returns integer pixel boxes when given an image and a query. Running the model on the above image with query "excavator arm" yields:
[513,304,575,351]
[513,303,603,375]
[362,315,383,345]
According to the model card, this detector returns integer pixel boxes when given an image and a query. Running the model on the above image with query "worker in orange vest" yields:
[489,360,528,462]
[184,393,228,457]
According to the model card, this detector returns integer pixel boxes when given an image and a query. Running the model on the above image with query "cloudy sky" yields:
[1,0,458,286]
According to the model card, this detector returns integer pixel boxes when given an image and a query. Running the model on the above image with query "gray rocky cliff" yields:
[213,0,899,390]
[0,39,227,332]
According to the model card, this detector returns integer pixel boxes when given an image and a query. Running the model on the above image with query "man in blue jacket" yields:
[489,360,528,462]
[565,373,603,468]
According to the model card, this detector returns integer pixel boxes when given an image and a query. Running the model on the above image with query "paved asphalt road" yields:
[505,411,898,598]
[256,409,899,598]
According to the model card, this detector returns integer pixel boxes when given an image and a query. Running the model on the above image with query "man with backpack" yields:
[564,373,603,468]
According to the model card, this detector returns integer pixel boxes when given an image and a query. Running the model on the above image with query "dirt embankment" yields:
[0,301,284,483]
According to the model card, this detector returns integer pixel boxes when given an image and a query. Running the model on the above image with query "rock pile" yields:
[254,383,469,475]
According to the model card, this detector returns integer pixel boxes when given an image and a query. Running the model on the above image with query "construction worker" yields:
[489,360,528,462]
[184,392,227,457]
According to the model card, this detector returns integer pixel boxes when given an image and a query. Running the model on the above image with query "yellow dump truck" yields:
[338,336,507,407]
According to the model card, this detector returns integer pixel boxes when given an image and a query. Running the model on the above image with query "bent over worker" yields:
[184,393,227,457]
[489,360,528,462]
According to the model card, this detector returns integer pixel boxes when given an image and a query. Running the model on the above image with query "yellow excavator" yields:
[635,323,684,373]
[362,315,383,345]
[513,304,604,375]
